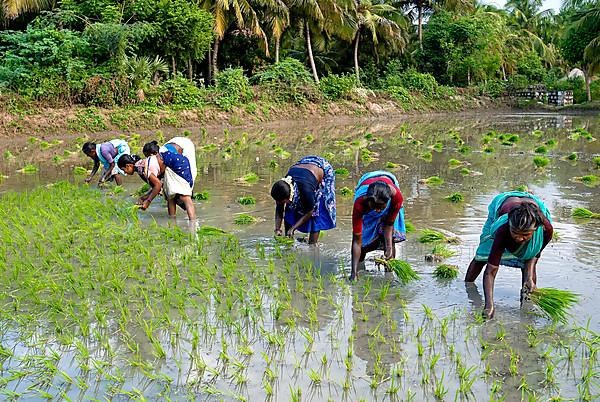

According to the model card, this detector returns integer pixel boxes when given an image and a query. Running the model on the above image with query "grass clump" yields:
[572,175,599,187]
[420,176,444,186]
[340,187,353,196]
[594,156,600,169]
[238,196,256,205]
[571,207,600,219]
[192,190,210,201]
[533,156,550,169]
[444,192,464,203]
[375,258,420,284]
[448,159,465,168]
[236,172,260,184]
[418,151,433,162]
[234,213,258,225]
[433,264,459,279]
[73,166,88,175]
[529,288,579,324]
[534,145,548,154]
[564,152,578,162]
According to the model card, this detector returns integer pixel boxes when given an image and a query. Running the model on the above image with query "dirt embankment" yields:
[0,94,504,142]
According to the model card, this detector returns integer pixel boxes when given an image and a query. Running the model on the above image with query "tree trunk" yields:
[584,67,591,102]
[171,56,176,78]
[502,64,507,81]
[467,68,471,86]
[275,37,280,63]
[188,58,193,80]
[418,6,423,50]
[212,39,220,84]
[305,21,319,84]
[206,46,212,86]
[354,30,361,83]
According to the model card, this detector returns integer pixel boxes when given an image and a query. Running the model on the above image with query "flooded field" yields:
[0,112,599,401]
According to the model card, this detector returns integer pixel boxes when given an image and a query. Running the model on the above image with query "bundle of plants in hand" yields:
[375,258,420,284]
[528,287,579,324]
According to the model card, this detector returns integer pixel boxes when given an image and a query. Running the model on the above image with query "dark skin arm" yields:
[274,203,285,236]
[286,208,314,237]
[141,174,162,210]
[350,233,363,281]
[99,162,115,183]
[382,223,394,259]
[85,159,100,183]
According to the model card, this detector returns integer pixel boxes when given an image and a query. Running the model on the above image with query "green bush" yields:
[214,67,253,111]
[506,74,529,91]
[319,74,358,100]
[252,58,318,104]
[159,76,207,107]
[397,69,439,95]
[477,79,506,98]
[386,86,412,103]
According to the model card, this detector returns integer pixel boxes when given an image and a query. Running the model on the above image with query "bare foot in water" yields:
[483,306,495,320]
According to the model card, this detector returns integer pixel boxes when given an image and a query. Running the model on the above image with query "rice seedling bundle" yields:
[433,264,459,279]
[534,145,548,154]
[375,258,420,284]
[421,176,444,186]
[73,166,88,175]
[404,220,415,233]
[564,152,578,161]
[431,142,444,152]
[529,288,579,324]
[197,225,228,236]
[386,161,400,169]
[274,236,294,246]
[533,156,550,168]
[236,172,260,184]
[269,160,279,169]
[52,156,64,165]
[448,159,465,168]
[134,183,151,196]
[483,146,495,154]
[444,192,464,203]
[233,214,258,225]
[418,151,433,162]
[18,164,38,173]
[430,244,456,259]
[201,144,218,152]
[572,175,599,187]
[192,190,210,200]
[545,139,557,147]
[571,207,600,219]
[340,187,353,196]
[460,167,471,175]
[323,152,335,160]
[594,156,600,169]
[238,196,256,205]
[304,134,314,143]
[418,229,446,243]
[335,168,349,176]
[458,145,471,154]
[513,185,529,192]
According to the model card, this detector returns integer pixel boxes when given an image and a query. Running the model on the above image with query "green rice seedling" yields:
[18,163,38,173]
[529,288,579,323]
[433,264,459,279]
[289,386,301,402]
[133,183,151,197]
[418,229,458,244]
[534,145,548,154]
[335,167,349,176]
[509,350,519,376]
[201,143,218,152]
[323,152,335,160]
[483,146,495,154]
[274,235,294,246]
[308,368,321,384]
[238,196,256,205]
[385,161,400,169]
[460,167,471,175]
[594,156,600,168]
[545,138,557,147]
[197,225,228,236]
[571,207,600,219]
[444,192,464,203]
[420,175,444,186]
[405,220,415,233]
[418,151,433,162]
[52,155,64,165]
[374,258,420,284]
[569,127,596,142]
[236,172,260,183]
[361,148,377,162]
[339,187,353,196]
[4,150,15,159]
[448,158,466,168]
[269,159,279,169]
[531,129,544,138]
[273,146,291,159]
[572,175,599,187]
[192,190,210,200]
[533,156,550,168]
[434,372,448,399]
[431,141,444,152]
[112,185,125,195]
[304,134,314,143]
[458,145,471,154]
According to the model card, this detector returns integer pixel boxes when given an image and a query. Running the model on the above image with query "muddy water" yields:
[1,112,599,401]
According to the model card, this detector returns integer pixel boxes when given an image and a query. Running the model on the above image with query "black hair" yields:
[117,154,141,169]
[82,142,96,155]
[508,203,543,231]
[143,141,160,156]
[366,181,392,205]
[271,180,291,201]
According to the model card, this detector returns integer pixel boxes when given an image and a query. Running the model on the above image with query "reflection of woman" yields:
[350,171,406,281]
[270,155,336,244]
[465,191,553,319]
[117,137,197,220]
[82,139,130,185]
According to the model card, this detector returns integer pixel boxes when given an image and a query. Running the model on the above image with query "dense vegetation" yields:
[0,0,599,110]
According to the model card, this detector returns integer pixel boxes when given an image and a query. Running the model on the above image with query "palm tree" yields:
[266,1,290,63]
[1,0,51,21]
[397,0,433,49]
[352,0,408,81]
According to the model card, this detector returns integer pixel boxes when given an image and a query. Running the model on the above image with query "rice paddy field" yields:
[0,112,599,401]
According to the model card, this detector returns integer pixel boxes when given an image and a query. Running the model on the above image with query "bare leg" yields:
[308,231,320,244]
[483,263,499,319]
[167,198,177,217]
[114,174,123,185]
[180,196,196,220]
[359,241,380,262]
[465,259,485,282]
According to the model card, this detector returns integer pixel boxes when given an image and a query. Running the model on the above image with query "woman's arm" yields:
[85,160,100,183]
[350,233,363,281]
[522,258,537,292]
[287,209,314,237]
[274,203,285,235]
[482,263,499,318]
[382,223,394,259]
[141,174,162,210]
[99,162,115,183]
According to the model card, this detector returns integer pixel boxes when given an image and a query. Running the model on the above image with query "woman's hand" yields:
[274,228,283,236]
[384,248,393,260]
[286,227,296,238]
[140,200,151,210]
